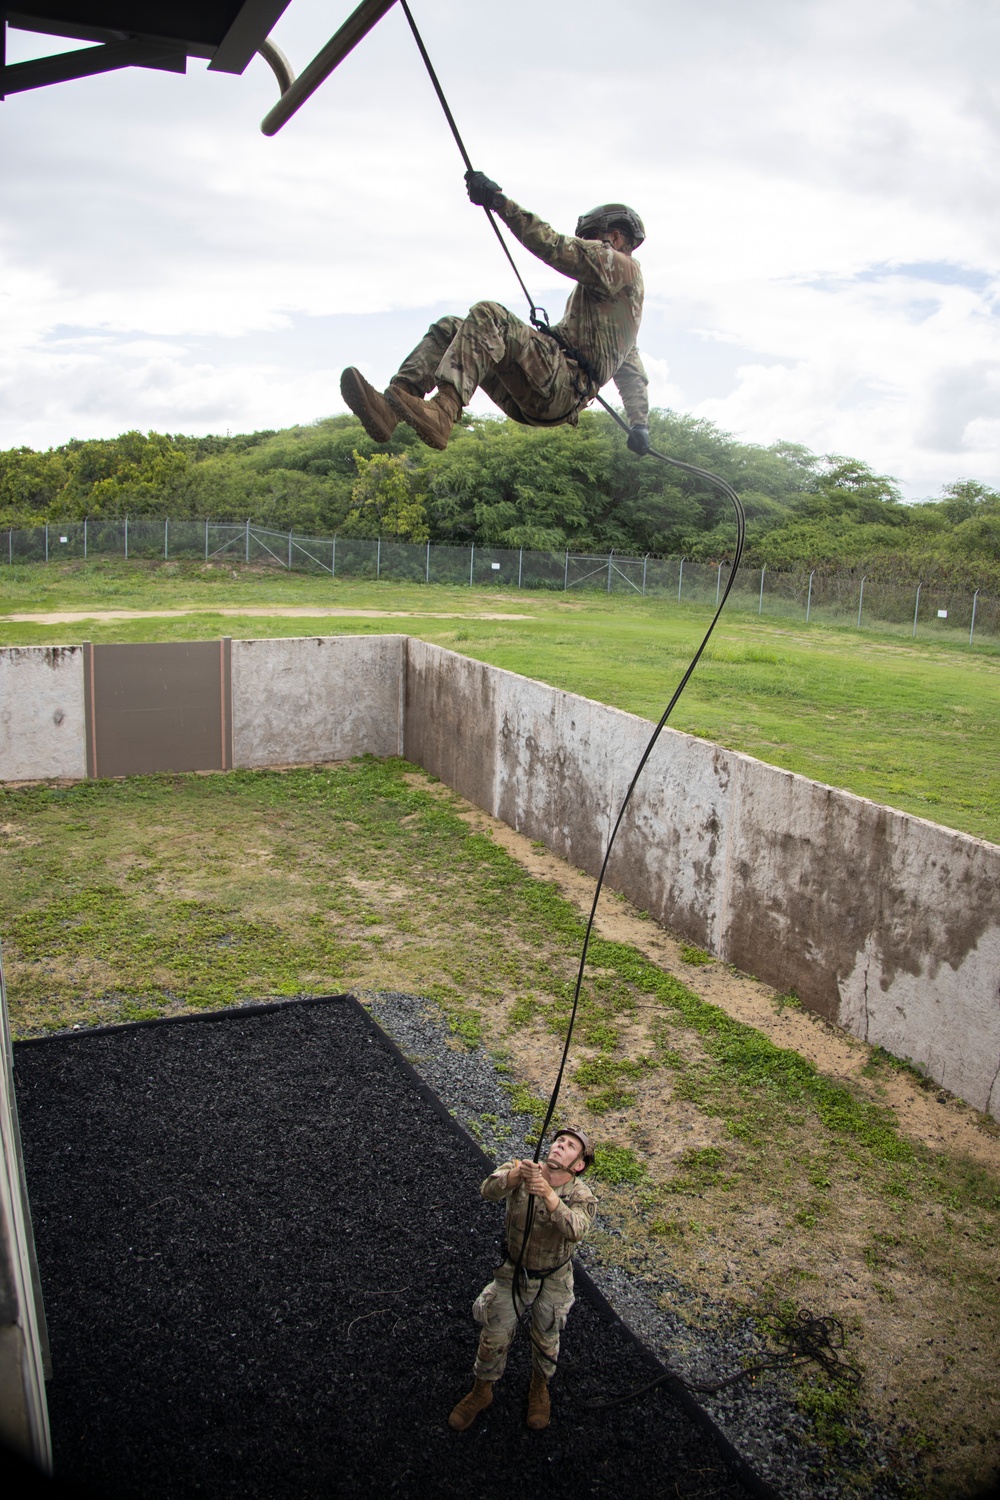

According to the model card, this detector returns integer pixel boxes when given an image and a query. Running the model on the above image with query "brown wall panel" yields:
[85,640,232,778]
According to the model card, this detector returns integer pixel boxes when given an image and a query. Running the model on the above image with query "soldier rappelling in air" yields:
[341,171,651,457]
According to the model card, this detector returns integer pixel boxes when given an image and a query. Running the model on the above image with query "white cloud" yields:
[1,0,998,496]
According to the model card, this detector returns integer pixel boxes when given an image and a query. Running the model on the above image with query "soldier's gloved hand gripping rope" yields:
[464,168,502,210]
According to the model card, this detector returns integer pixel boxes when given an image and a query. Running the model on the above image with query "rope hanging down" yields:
[398,0,865,1414]
[399,0,549,329]
[400,0,746,1148]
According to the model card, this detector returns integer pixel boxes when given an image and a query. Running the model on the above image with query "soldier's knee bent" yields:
[429,314,462,338]
[466,299,507,323]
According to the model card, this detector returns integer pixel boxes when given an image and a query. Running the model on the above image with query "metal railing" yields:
[2,518,997,643]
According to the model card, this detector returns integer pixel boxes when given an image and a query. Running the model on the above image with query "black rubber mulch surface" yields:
[14,996,769,1500]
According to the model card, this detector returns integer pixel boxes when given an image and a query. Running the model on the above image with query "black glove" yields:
[465,169,503,210]
[627,424,650,456]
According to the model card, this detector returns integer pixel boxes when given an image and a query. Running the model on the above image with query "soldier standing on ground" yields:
[341,173,650,457]
[447,1126,597,1433]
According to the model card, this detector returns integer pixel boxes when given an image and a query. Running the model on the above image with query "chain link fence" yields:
[4,518,997,644]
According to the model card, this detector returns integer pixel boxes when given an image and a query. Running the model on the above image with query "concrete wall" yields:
[405,640,1000,1118]
[1,637,998,1118]
[0,647,86,781]
[232,635,406,768]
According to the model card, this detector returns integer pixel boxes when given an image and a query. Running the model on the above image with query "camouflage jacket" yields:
[495,196,649,426]
[481,1160,597,1271]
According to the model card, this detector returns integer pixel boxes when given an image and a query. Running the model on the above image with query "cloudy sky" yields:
[2,0,998,497]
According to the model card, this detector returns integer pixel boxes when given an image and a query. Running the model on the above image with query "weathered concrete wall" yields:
[405,640,1000,1118]
[232,635,406,769]
[0,646,86,781]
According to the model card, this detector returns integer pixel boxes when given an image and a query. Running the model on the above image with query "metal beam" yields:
[257,35,293,95]
[7,14,129,46]
[209,0,291,74]
[6,12,216,58]
[260,0,398,136]
[1,36,184,95]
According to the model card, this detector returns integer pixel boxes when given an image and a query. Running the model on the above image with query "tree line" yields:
[1,409,997,590]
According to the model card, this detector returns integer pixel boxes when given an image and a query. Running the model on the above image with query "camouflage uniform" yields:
[394,195,648,428]
[471,1160,597,1382]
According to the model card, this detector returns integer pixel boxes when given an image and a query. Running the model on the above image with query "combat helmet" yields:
[575,203,645,249]
[552,1124,595,1172]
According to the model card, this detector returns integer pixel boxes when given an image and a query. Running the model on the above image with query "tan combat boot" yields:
[385,381,463,450]
[447,1376,494,1431]
[526,1369,551,1430]
[340,367,405,443]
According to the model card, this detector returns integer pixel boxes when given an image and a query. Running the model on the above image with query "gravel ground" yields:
[365,990,917,1500]
[14,994,766,1500]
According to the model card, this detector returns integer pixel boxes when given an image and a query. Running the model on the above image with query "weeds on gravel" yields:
[591,1145,646,1184]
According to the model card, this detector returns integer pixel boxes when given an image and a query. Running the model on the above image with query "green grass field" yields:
[1,558,998,844]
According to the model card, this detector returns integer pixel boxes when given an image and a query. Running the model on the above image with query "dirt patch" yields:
[3,607,533,623]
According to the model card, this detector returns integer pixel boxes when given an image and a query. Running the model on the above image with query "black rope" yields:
[390,2,857,1414]
[572,1308,862,1411]
[398,0,746,1154]
[398,0,550,329]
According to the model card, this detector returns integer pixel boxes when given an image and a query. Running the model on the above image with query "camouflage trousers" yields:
[394,303,589,427]
[471,1259,576,1382]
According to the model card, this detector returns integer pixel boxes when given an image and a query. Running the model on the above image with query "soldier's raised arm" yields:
[479,1159,523,1200]
[465,169,637,297]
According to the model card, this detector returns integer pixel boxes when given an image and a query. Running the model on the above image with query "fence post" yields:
[677,557,684,602]
[377,536,381,580]
[758,566,765,615]
[7,528,11,565]
[518,547,523,588]
[805,570,814,622]
[469,543,474,586]
[45,523,49,563]
[164,517,169,560]
[287,530,292,570]
[245,518,250,565]
[912,583,921,638]
[564,550,569,590]
[84,518,88,560]
[970,589,979,645]
[607,550,613,594]
[426,539,430,584]
[204,518,208,561]
[857,576,866,629]
[715,561,723,606]
[124,515,128,560]
[642,554,648,595]
[332,536,336,578]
